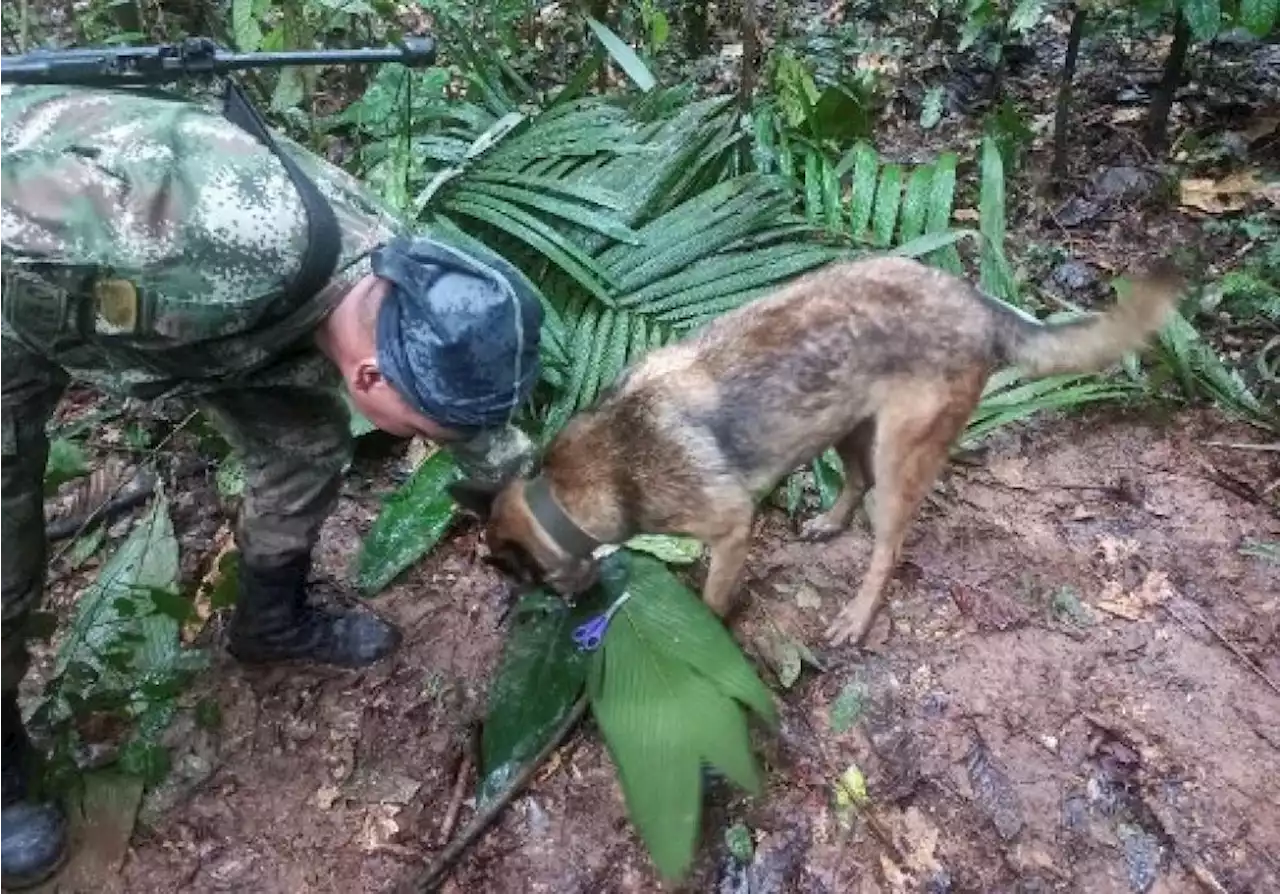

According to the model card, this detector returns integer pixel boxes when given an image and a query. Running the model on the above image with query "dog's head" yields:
[449,478,601,601]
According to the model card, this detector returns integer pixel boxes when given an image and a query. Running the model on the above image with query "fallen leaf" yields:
[1097,535,1141,566]
[1180,170,1280,214]
[954,207,980,222]
[794,582,823,610]
[1093,570,1173,621]
[899,807,942,874]
[1110,107,1145,124]
[357,804,402,852]
[313,783,342,810]
[1243,115,1280,143]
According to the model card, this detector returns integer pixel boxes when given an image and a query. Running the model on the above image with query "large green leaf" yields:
[356,450,462,595]
[1181,0,1223,40]
[1240,0,1278,35]
[477,589,603,807]
[979,135,1019,303]
[54,491,182,681]
[44,437,89,496]
[871,163,903,248]
[587,549,776,881]
[586,17,658,92]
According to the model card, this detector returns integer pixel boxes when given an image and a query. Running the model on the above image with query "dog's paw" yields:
[799,515,848,542]
[825,604,875,647]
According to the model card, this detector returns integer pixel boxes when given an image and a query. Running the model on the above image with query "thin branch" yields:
[399,696,589,893]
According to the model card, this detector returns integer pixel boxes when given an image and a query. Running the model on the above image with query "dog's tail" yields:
[992,260,1184,378]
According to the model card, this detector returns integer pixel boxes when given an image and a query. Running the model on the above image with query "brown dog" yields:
[450,255,1183,647]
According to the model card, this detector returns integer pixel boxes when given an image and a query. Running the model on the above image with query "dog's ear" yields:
[447,480,502,521]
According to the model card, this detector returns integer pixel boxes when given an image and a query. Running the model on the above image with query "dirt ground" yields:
[82,404,1272,894]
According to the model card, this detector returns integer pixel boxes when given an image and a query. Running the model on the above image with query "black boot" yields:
[1,696,68,890]
[226,553,402,668]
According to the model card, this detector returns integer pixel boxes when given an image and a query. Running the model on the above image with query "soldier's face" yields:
[347,366,461,443]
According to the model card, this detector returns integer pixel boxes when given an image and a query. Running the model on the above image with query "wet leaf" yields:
[477,588,602,807]
[725,822,754,862]
[920,85,945,130]
[356,451,461,595]
[1180,0,1222,41]
[215,455,245,499]
[66,527,105,570]
[830,680,868,733]
[45,437,89,496]
[587,16,656,92]
[624,534,704,565]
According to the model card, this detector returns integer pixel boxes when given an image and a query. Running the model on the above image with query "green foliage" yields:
[587,550,777,881]
[44,436,89,496]
[586,16,657,92]
[477,589,603,806]
[356,450,462,595]
[31,489,208,793]
[1151,310,1275,430]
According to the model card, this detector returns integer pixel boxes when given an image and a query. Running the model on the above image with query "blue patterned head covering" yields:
[370,234,542,433]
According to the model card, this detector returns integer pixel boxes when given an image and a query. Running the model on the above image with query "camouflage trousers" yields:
[1,334,353,699]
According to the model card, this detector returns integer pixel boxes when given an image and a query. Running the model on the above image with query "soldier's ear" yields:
[448,480,502,521]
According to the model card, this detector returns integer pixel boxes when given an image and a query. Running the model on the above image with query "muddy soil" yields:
[89,405,1275,894]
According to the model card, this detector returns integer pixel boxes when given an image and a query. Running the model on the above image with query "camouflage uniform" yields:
[0,82,408,694]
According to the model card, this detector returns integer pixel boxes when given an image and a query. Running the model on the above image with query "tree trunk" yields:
[1145,11,1192,153]
[1050,4,1087,192]
[739,0,758,115]
[684,1,708,56]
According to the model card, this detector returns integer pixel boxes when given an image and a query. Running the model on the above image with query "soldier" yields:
[1,82,542,888]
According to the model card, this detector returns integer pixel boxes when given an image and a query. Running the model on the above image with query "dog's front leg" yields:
[701,524,752,618]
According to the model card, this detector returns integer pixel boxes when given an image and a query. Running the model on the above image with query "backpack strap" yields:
[220,80,341,309]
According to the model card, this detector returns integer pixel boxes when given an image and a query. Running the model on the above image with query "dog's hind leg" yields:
[825,378,981,647]
[800,418,876,542]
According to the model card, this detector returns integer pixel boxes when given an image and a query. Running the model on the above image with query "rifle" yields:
[0,35,437,86]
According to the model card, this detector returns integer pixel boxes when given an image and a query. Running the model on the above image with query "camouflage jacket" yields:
[0,83,407,399]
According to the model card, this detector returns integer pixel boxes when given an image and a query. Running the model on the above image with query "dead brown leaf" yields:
[1180,170,1280,214]
[1094,570,1174,621]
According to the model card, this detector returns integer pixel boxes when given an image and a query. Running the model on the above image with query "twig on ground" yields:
[1163,602,1280,698]
[437,727,478,846]
[1202,441,1280,453]
[46,410,199,568]
[401,696,589,894]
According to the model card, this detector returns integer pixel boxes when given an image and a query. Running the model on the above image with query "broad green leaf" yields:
[445,195,617,304]
[215,455,245,499]
[830,680,868,732]
[587,17,657,92]
[51,489,197,717]
[822,155,843,232]
[590,618,702,881]
[477,590,601,807]
[1181,0,1222,40]
[898,164,934,244]
[461,181,642,244]
[813,449,843,510]
[804,150,823,224]
[847,141,879,240]
[979,136,1018,303]
[44,437,88,496]
[596,551,777,726]
[356,451,461,595]
[1241,0,1278,35]
[624,535,704,565]
[920,85,945,130]
[66,527,105,571]
[871,164,903,248]
[232,0,263,51]
[1009,0,1045,32]
[925,152,962,272]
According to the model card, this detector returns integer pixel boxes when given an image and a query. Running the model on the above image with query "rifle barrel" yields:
[0,36,437,85]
